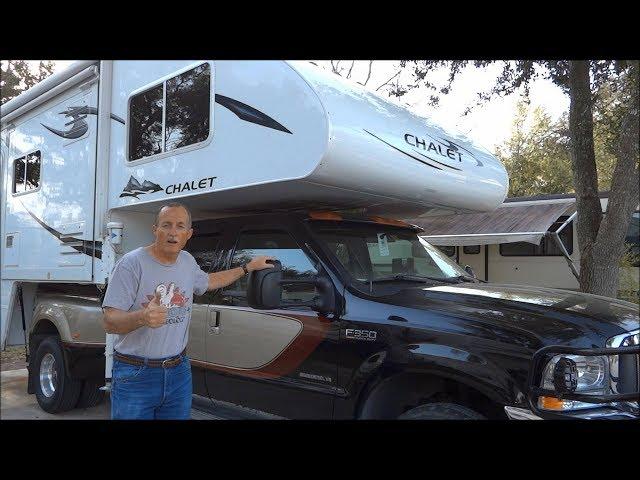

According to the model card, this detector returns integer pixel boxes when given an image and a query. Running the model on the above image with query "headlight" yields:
[538,354,609,411]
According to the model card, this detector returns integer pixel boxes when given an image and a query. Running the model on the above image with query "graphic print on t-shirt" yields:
[141,282,191,325]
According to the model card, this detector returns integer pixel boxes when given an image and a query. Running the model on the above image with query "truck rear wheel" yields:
[76,379,105,409]
[34,336,82,413]
[398,402,485,420]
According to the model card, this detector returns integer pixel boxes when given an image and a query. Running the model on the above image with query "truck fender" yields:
[357,342,522,419]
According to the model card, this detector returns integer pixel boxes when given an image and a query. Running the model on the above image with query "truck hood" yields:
[381,282,639,348]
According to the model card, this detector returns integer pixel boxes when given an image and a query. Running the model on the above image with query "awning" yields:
[405,200,576,246]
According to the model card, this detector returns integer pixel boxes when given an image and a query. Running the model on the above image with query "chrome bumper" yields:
[505,404,639,420]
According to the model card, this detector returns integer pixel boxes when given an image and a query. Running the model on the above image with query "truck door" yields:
[202,224,339,419]
[184,229,225,399]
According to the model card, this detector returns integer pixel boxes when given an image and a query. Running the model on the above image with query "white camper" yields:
[1,60,508,351]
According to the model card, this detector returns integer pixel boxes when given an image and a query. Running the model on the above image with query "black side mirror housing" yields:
[247,260,336,314]
[247,260,283,310]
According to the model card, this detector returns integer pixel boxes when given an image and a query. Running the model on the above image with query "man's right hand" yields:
[142,292,167,328]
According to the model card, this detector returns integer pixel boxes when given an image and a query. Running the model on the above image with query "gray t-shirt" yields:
[102,247,209,359]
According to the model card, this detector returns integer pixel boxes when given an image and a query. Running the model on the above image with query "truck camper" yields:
[1,61,638,419]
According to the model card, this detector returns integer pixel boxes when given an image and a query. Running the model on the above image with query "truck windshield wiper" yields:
[370,274,458,284]
[455,275,478,283]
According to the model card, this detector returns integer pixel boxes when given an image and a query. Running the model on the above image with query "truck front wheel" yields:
[398,402,485,420]
[34,336,82,413]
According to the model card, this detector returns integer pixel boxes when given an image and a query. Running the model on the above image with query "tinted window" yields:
[128,63,211,161]
[223,230,318,308]
[463,245,480,255]
[13,157,25,193]
[437,245,456,258]
[185,233,222,304]
[129,84,163,161]
[26,151,40,189]
[12,151,40,194]
[165,63,210,151]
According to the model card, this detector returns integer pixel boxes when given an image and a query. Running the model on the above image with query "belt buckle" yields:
[162,358,171,368]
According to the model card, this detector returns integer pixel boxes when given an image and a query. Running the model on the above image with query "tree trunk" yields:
[568,60,640,298]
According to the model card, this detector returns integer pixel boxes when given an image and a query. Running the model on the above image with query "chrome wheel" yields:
[40,353,58,398]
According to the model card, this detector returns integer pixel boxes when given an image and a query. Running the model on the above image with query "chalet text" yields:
[165,177,217,195]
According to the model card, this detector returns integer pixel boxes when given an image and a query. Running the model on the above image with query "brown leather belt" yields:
[114,348,187,368]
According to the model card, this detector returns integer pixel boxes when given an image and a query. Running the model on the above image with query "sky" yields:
[42,60,570,153]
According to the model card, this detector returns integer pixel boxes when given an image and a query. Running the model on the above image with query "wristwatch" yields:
[241,263,249,275]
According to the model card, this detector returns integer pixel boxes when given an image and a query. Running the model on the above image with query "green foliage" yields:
[495,99,619,197]
[618,243,639,304]
[495,102,573,197]
[1,60,55,105]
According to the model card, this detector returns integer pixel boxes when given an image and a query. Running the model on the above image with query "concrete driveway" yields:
[1,368,222,420]
[1,368,111,420]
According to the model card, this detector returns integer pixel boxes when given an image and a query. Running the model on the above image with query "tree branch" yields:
[358,61,373,86]
[376,70,401,91]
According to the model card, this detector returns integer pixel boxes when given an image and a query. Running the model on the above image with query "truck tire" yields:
[398,402,486,420]
[76,380,105,409]
[34,336,82,413]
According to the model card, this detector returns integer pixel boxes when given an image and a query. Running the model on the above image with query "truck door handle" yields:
[208,309,221,335]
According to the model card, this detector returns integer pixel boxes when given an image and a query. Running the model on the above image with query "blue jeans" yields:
[110,353,192,420]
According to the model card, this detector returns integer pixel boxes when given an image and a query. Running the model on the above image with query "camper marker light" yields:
[106,222,123,245]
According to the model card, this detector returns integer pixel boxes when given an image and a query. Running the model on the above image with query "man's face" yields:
[153,206,193,256]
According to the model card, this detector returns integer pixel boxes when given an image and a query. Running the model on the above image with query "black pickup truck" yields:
[28,211,639,419]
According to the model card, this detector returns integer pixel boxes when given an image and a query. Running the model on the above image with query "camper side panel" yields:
[1,80,99,283]
[106,60,328,212]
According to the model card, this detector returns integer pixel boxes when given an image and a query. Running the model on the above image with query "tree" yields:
[1,60,55,105]
[496,101,573,197]
[392,60,639,298]
[496,98,620,198]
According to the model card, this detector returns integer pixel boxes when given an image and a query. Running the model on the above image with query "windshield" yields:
[311,222,471,293]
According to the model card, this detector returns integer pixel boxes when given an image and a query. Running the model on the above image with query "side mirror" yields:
[247,260,283,310]
[464,265,477,279]
[247,260,336,314]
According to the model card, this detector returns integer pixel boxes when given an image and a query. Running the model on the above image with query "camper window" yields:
[12,151,40,195]
[128,63,211,162]
[463,245,481,255]
[437,245,457,258]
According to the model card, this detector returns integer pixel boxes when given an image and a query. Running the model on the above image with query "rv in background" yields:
[416,193,639,301]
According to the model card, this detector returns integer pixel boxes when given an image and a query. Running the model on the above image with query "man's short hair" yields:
[155,202,192,228]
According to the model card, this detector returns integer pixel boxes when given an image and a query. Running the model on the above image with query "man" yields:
[102,202,274,419]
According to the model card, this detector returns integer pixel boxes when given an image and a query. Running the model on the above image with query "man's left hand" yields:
[247,255,276,272]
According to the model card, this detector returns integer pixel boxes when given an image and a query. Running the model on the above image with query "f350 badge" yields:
[345,329,377,341]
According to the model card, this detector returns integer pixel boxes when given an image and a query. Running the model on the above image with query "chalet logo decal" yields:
[404,133,483,168]
[41,106,125,140]
[363,129,483,172]
[120,176,163,198]
[120,176,217,198]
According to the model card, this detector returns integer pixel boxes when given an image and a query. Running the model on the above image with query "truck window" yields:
[128,62,211,161]
[12,151,40,194]
[312,223,468,293]
[185,232,222,304]
[222,230,319,308]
